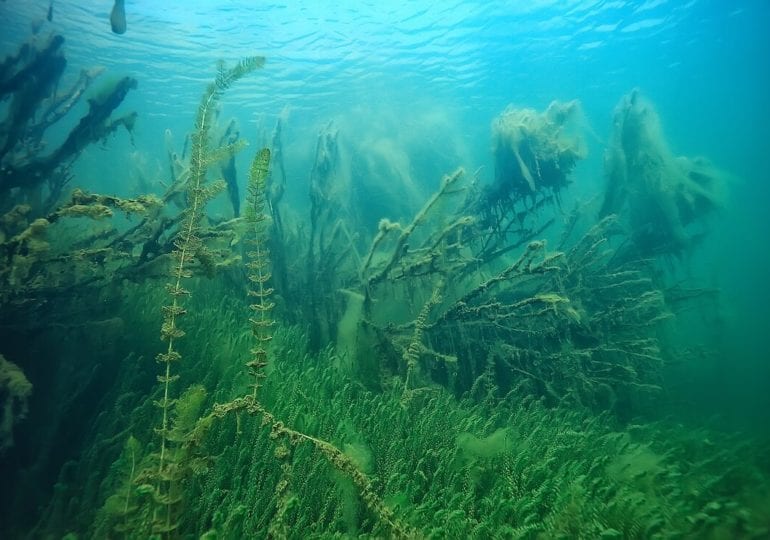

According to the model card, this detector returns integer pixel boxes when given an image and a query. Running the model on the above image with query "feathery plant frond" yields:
[245,148,274,399]
[215,57,265,94]
[230,148,417,538]
[403,282,443,398]
[154,56,264,537]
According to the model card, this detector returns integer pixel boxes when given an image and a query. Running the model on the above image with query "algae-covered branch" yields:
[0,33,137,214]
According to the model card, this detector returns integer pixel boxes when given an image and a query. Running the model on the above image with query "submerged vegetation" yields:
[0,30,768,540]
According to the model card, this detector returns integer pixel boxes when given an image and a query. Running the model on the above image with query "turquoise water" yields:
[5,0,766,421]
[3,1,768,196]
[1,1,769,537]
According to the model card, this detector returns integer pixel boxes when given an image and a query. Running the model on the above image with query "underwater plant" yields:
[601,89,725,258]
[0,354,32,453]
[0,32,149,326]
[0,33,137,215]
[341,154,666,417]
[150,57,264,536]
[65,55,414,538]
[197,144,416,538]
[490,99,585,201]
[2,27,766,537]
[243,147,274,400]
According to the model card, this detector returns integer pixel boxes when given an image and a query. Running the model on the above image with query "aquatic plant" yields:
[83,80,413,536]
[601,89,725,258]
[149,56,264,536]
[0,33,151,325]
[2,35,764,538]
[22,266,768,539]
[345,158,666,417]
[402,282,443,400]
[244,147,274,399]
[152,319,770,538]
[0,189,161,323]
[195,144,416,538]
[304,122,357,348]
[0,33,137,215]
[490,99,585,200]
[0,354,32,453]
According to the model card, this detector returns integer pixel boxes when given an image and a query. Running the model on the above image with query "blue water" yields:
[2,0,769,421]
[2,1,767,172]
[3,2,770,536]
